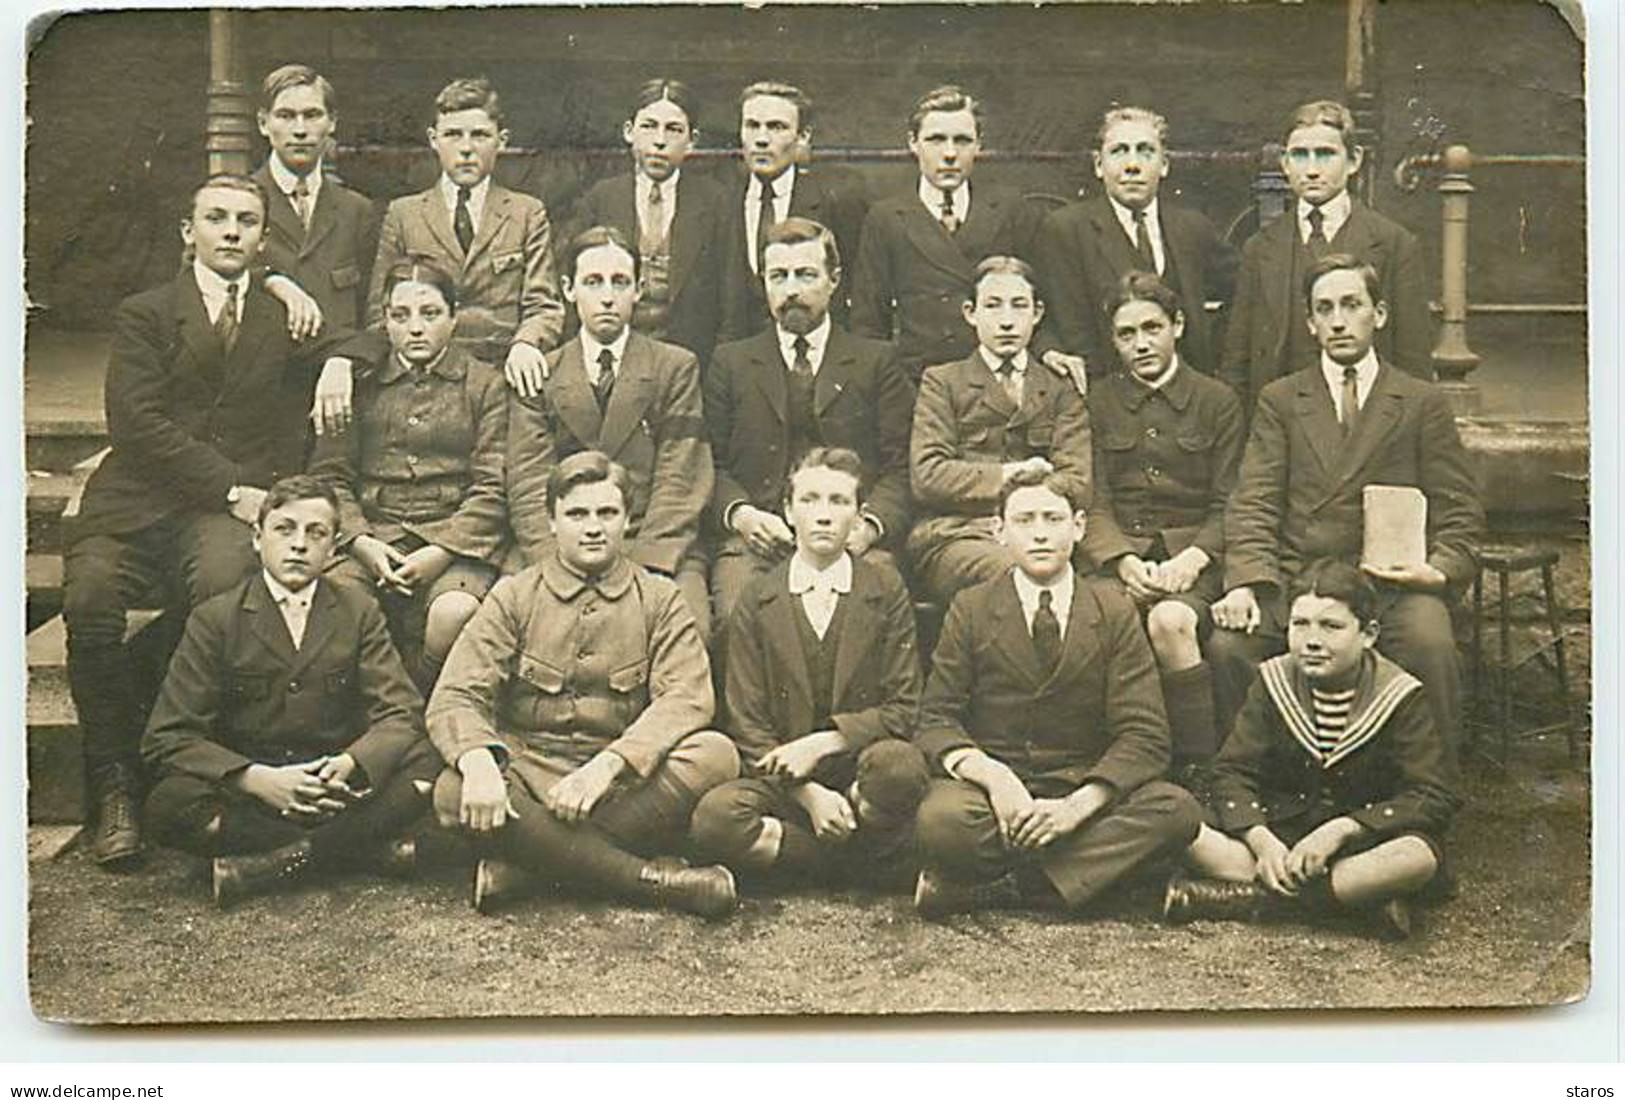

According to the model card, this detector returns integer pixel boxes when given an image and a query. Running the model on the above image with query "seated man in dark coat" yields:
[141,476,439,907]
[911,467,1202,918]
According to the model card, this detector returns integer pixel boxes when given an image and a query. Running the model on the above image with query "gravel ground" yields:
[27,738,1590,1026]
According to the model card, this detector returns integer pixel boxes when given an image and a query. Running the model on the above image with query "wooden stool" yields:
[1469,544,1577,763]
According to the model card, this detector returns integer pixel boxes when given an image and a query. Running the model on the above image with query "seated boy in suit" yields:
[370,77,565,385]
[1085,271,1246,765]
[908,255,1103,604]
[1209,254,1483,745]
[141,476,439,908]
[1166,559,1461,940]
[911,467,1202,918]
[690,448,928,890]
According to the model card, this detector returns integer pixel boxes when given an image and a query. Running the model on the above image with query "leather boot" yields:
[1367,896,1415,941]
[636,862,737,920]
[1163,662,1219,765]
[87,762,143,870]
[1162,873,1272,924]
[213,839,314,908]
[914,868,1023,920]
[374,836,418,878]
[472,858,541,914]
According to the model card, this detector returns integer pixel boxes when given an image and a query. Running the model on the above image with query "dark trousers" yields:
[144,740,441,863]
[433,731,738,892]
[915,778,1202,908]
[64,512,257,774]
[1208,589,1461,746]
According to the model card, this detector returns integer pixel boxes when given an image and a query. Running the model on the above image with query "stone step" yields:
[25,453,101,554]
[24,419,107,474]
[26,553,64,631]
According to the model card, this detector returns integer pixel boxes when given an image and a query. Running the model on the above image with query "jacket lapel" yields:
[1292,370,1343,479]
[758,583,815,722]
[286,579,339,680]
[988,576,1042,691]
[668,173,706,299]
[963,355,1017,423]
[1331,203,1388,270]
[1088,198,1142,277]
[300,181,340,259]
[172,274,221,384]
[1329,364,1406,492]
[813,327,857,415]
[1009,355,1059,430]
[1038,579,1101,694]
[243,574,298,666]
[418,189,463,266]
[464,185,512,268]
[1265,214,1297,361]
[748,330,789,424]
[900,201,976,284]
[954,184,1004,260]
[544,340,605,445]
[609,174,639,241]
[217,279,277,402]
[599,333,658,455]
[830,562,882,704]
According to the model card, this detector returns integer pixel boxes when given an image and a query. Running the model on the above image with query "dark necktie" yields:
[791,335,813,377]
[939,187,959,234]
[641,180,667,255]
[292,178,312,231]
[756,179,779,267]
[1132,208,1157,272]
[1307,206,1328,257]
[594,348,617,413]
[454,185,475,255]
[997,354,1020,406]
[1340,365,1361,439]
[1032,589,1061,677]
[215,282,240,355]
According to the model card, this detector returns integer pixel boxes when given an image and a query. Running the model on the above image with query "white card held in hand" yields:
[1362,484,1428,569]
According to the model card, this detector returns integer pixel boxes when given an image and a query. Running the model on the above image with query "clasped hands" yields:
[351,537,454,598]
[455,748,628,833]
[1244,818,1364,896]
[236,753,364,820]
[1117,549,1209,603]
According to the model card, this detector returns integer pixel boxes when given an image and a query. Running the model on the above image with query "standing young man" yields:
[1210,254,1483,744]
[141,476,438,908]
[707,217,914,624]
[1034,106,1235,376]
[427,451,741,919]
[63,174,372,868]
[369,77,565,385]
[506,225,713,641]
[1221,100,1430,417]
[717,81,868,341]
[691,449,927,891]
[911,468,1202,918]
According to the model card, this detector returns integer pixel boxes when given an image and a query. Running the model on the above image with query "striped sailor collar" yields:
[1259,650,1423,769]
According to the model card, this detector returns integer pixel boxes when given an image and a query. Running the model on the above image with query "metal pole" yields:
[206,10,253,176]
[1432,144,1482,413]
[1346,0,1380,209]
[1253,142,1290,228]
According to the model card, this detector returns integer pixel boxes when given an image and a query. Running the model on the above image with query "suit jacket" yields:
[717,163,869,342]
[507,331,711,574]
[908,352,1107,565]
[75,271,372,540]
[724,557,919,767]
[1220,200,1430,416]
[1223,361,1484,596]
[1033,195,1236,375]
[369,182,566,363]
[848,182,1045,379]
[1209,652,1461,839]
[915,573,1171,793]
[706,324,915,546]
[575,171,729,364]
[252,163,379,333]
[141,573,426,786]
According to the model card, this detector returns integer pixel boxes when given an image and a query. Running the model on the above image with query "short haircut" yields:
[434,76,504,129]
[1289,558,1380,627]
[259,63,336,114]
[909,84,982,137]
[546,450,632,515]
[1096,105,1168,149]
[1302,252,1384,313]
[968,255,1039,303]
[564,224,641,285]
[998,466,1085,518]
[785,446,866,505]
[381,259,459,314]
[259,474,339,526]
[1283,99,1357,148]
[631,78,697,130]
[1103,269,1183,325]
[188,173,267,220]
[759,216,840,276]
[856,741,930,820]
[739,80,813,132]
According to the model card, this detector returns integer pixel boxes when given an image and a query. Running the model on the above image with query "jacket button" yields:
[409,415,420,426]
[288,680,301,694]
[1146,426,1158,438]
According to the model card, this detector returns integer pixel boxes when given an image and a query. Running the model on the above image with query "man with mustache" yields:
[706,216,915,628]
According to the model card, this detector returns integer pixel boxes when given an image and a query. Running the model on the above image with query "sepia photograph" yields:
[19,0,1591,1027]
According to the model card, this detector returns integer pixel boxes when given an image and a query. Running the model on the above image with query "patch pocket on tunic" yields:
[227,672,273,702]
[1100,432,1138,453]
[1176,430,1215,453]
[324,669,353,695]
[1026,425,1054,449]
[330,264,361,290]
[607,662,647,695]
[492,250,524,275]
[517,655,567,694]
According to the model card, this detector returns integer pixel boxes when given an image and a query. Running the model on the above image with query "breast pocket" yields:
[491,249,525,277]
[330,264,361,290]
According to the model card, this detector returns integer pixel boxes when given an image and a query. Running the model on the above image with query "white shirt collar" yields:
[1320,346,1381,414]
[978,345,1029,376]
[263,569,316,608]
[439,174,491,223]
[919,176,969,222]
[1011,565,1075,635]
[1132,352,1182,391]
[638,168,680,203]
[192,259,250,320]
[1108,194,1159,235]
[788,551,853,595]
[580,326,632,383]
[268,154,322,202]
[776,315,832,372]
[748,164,796,203]
[1298,190,1352,243]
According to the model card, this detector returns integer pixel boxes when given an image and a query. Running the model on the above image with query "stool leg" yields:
[1540,561,1576,763]
[1470,572,1484,750]
[1498,568,1512,764]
